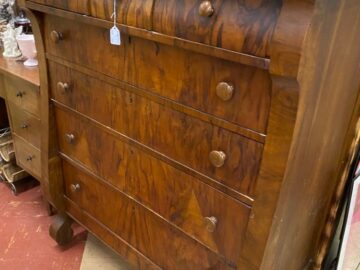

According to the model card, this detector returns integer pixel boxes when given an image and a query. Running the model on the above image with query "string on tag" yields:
[110,0,121,46]
[112,0,117,27]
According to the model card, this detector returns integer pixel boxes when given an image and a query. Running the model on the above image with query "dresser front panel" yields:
[13,134,41,179]
[152,0,282,57]
[4,77,40,118]
[8,101,41,149]
[30,0,154,29]
[63,161,236,270]
[55,106,251,264]
[44,15,272,134]
[49,62,263,197]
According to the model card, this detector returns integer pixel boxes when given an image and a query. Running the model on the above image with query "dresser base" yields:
[49,214,74,246]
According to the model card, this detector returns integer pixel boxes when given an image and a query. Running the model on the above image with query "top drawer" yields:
[4,77,40,118]
[30,0,154,29]
[153,0,282,57]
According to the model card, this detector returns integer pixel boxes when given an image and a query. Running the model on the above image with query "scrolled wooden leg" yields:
[49,214,73,246]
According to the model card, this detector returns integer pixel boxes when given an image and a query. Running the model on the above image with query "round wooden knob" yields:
[204,216,218,232]
[209,150,226,168]
[50,30,63,43]
[57,82,71,93]
[216,82,234,101]
[199,1,214,17]
[70,183,81,192]
[65,133,75,144]
[26,155,34,162]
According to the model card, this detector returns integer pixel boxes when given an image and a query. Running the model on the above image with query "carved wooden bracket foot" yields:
[49,214,74,246]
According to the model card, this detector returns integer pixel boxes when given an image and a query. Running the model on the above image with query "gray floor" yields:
[80,234,131,270]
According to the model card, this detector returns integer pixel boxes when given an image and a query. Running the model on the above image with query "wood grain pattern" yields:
[13,134,41,179]
[4,77,40,118]
[26,0,360,269]
[43,15,271,134]
[7,101,41,149]
[29,0,154,29]
[0,55,39,86]
[26,1,270,69]
[262,0,360,269]
[49,61,263,198]
[153,0,282,57]
[63,161,233,270]
[55,106,251,264]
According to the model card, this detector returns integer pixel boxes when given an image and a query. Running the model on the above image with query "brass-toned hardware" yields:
[204,216,218,232]
[199,1,214,17]
[70,183,81,192]
[50,30,63,43]
[65,133,75,144]
[216,82,234,101]
[21,123,28,129]
[57,82,71,93]
[209,150,226,168]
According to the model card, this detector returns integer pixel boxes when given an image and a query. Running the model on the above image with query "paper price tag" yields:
[110,26,121,46]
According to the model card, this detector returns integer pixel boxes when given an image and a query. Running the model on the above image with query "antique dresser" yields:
[21,0,360,269]
[0,55,44,195]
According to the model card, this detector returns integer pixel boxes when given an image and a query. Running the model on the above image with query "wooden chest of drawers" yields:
[24,0,360,269]
[0,56,42,182]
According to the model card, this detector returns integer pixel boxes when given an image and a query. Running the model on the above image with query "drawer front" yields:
[45,16,271,134]
[55,107,251,264]
[153,0,282,57]
[63,161,233,270]
[30,0,153,29]
[50,63,263,197]
[8,102,41,149]
[5,77,40,117]
[13,134,41,179]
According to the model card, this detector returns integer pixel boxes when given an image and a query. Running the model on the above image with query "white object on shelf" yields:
[2,24,22,58]
[16,34,38,67]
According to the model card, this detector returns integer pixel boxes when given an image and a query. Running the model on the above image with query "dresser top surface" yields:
[0,54,40,86]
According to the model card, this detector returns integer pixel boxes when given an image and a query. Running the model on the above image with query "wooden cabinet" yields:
[0,56,42,182]
[24,0,360,269]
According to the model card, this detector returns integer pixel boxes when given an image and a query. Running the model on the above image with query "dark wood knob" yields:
[26,155,34,162]
[65,133,75,144]
[16,91,25,98]
[21,123,28,129]
[209,150,226,168]
[57,82,71,93]
[199,1,214,17]
[216,82,234,101]
[70,183,81,192]
[50,30,63,43]
[204,216,218,232]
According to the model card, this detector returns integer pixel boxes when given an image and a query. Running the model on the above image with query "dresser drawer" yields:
[50,63,263,198]
[13,134,41,179]
[5,77,40,117]
[31,0,153,29]
[8,102,41,149]
[63,161,234,270]
[45,16,271,133]
[153,0,281,57]
[55,107,251,264]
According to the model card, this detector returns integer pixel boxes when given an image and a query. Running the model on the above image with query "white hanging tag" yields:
[110,26,121,46]
[110,0,121,46]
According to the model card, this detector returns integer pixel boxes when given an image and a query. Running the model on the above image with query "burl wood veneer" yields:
[20,0,360,269]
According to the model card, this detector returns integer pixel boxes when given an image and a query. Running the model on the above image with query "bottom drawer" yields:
[63,161,232,270]
[13,134,41,179]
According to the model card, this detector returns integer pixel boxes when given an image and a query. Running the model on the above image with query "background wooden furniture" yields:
[22,0,360,269]
[0,55,45,193]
